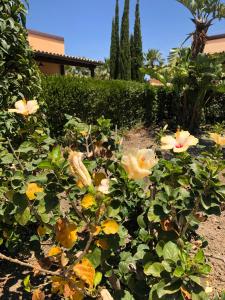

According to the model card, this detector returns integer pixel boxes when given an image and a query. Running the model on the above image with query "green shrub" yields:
[41,76,224,136]
[0,0,41,107]
[41,76,156,135]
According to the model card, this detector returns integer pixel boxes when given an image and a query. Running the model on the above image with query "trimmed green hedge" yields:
[41,76,156,135]
[41,76,224,136]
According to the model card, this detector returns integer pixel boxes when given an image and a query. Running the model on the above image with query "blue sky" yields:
[26,0,225,61]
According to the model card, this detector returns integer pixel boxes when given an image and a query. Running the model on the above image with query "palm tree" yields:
[177,0,225,58]
[144,49,164,68]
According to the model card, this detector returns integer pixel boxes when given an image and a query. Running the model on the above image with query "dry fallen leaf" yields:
[100,288,114,300]
[32,289,45,300]
[61,252,69,267]
[180,286,191,300]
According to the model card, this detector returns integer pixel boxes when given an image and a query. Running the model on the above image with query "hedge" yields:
[41,75,224,136]
[41,76,156,135]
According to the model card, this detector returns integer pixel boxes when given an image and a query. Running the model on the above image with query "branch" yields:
[0,252,87,296]
[205,252,225,263]
[7,138,24,170]
[71,200,89,224]
[0,252,60,276]
[65,232,94,275]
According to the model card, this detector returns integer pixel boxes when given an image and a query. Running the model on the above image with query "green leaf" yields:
[39,213,50,223]
[157,280,181,298]
[189,275,201,286]
[94,271,102,287]
[15,207,31,226]
[23,275,31,292]
[192,291,209,300]
[107,200,120,217]
[137,213,146,229]
[17,142,36,153]
[163,241,180,263]
[161,260,172,272]
[156,241,165,257]
[144,262,164,277]
[1,153,14,164]
[86,247,101,268]
[173,266,185,277]
[38,160,54,169]
[50,145,61,163]
[194,249,205,264]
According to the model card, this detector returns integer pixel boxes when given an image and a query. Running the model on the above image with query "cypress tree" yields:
[114,0,120,79]
[120,0,131,80]
[110,18,116,79]
[133,0,143,81]
[130,34,135,80]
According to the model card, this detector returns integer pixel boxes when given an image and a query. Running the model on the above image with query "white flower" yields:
[8,99,39,116]
[96,178,110,194]
[121,149,158,180]
[161,130,198,153]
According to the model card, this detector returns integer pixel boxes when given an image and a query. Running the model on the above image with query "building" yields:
[28,29,103,76]
[204,33,225,54]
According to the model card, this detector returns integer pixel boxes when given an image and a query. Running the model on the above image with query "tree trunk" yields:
[191,20,210,59]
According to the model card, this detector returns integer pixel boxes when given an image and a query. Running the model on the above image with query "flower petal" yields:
[161,136,176,149]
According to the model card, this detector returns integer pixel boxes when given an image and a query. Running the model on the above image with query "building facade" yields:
[28,30,102,76]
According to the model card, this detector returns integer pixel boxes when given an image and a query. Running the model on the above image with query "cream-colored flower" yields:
[68,151,92,187]
[161,130,198,153]
[210,133,225,147]
[8,99,39,116]
[121,149,158,180]
[96,178,110,194]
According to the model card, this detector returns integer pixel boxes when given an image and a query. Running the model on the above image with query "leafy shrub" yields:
[0,0,41,107]
[41,76,156,136]
[0,100,225,299]
[41,76,224,136]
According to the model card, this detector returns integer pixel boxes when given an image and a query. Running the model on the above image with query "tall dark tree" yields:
[110,18,116,79]
[114,0,120,79]
[130,34,135,80]
[120,0,131,80]
[132,0,143,81]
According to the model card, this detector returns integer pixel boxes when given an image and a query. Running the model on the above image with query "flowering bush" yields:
[0,100,224,300]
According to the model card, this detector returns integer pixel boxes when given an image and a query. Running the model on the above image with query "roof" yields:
[207,33,225,40]
[149,78,163,86]
[28,29,64,42]
[33,50,103,68]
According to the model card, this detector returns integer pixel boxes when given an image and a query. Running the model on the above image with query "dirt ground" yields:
[0,127,224,299]
[122,127,225,296]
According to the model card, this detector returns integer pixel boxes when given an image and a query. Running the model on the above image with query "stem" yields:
[71,200,88,224]
[65,232,94,275]
[0,252,86,295]
[28,202,54,231]
[7,138,24,170]
[0,252,60,276]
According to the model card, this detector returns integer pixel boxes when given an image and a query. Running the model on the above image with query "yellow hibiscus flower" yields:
[26,183,43,201]
[121,149,158,180]
[210,133,225,147]
[161,130,198,153]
